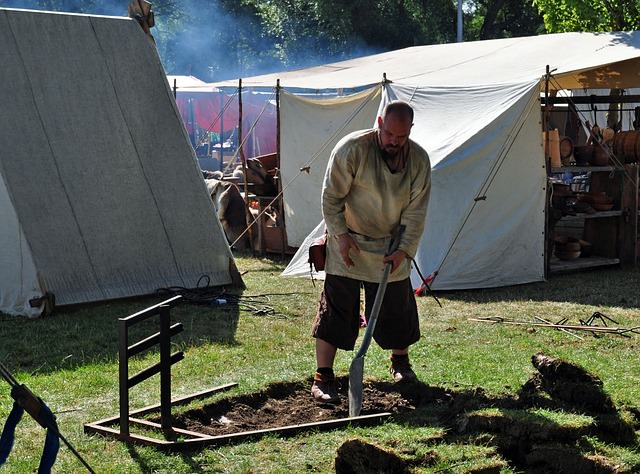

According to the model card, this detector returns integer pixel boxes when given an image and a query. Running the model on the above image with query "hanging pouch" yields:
[308,234,327,272]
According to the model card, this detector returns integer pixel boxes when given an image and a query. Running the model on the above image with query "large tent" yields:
[0,8,240,317]
[211,31,640,290]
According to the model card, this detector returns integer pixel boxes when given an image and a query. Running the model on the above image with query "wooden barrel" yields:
[612,131,640,163]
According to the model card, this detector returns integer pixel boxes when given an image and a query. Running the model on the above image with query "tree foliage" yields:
[242,0,457,68]
[532,0,640,32]
[465,0,545,40]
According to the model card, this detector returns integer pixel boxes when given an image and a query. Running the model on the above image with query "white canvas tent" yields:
[211,31,640,290]
[0,9,240,317]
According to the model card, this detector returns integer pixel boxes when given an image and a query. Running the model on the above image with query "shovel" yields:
[348,225,404,417]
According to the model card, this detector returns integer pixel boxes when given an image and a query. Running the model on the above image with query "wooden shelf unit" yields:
[546,163,638,275]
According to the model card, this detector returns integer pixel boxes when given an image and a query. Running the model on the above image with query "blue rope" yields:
[0,402,23,465]
[0,400,60,473]
[38,403,59,474]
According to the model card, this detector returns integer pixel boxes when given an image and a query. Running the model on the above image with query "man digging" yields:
[310,100,432,403]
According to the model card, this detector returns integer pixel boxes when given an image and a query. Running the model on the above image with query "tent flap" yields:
[280,87,382,247]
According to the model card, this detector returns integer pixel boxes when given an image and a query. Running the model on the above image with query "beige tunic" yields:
[322,128,431,282]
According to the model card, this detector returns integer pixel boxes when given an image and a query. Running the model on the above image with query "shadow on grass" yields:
[392,378,639,472]
[0,289,244,375]
[238,250,640,311]
[431,265,640,310]
[156,375,639,473]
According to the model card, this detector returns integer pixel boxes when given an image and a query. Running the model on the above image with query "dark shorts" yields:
[311,274,420,351]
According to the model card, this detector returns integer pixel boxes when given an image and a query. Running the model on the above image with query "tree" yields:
[464,0,545,40]
[532,0,640,32]
[243,0,458,70]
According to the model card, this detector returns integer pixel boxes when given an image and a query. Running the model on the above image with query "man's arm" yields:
[321,143,356,237]
[322,141,361,267]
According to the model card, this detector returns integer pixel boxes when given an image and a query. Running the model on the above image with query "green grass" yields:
[0,253,639,473]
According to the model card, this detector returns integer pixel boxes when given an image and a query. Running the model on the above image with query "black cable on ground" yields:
[154,276,305,318]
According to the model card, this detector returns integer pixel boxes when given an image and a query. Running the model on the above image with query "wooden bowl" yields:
[554,235,581,252]
[555,250,581,260]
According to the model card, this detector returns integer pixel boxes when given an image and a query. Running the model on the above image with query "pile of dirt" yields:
[164,353,638,473]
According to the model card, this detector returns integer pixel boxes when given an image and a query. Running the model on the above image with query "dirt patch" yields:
[172,377,415,436]
[162,353,638,473]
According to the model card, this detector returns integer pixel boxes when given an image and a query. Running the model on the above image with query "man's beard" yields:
[381,145,400,160]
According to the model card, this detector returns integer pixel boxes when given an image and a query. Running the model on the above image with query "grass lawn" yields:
[0,252,638,473]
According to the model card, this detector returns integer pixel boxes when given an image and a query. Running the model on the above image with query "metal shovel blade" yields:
[348,356,365,417]
[348,261,391,418]
[347,225,404,418]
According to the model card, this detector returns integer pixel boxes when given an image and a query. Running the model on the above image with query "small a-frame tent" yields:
[211,32,640,290]
[0,8,240,317]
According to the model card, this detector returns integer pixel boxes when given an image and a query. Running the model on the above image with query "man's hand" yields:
[336,233,360,267]
[383,249,408,274]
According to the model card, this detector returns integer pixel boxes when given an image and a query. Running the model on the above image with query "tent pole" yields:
[276,79,286,258]
[276,79,281,171]
[543,64,551,279]
[543,65,549,134]
[188,98,197,147]
[219,90,224,172]
[238,79,257,256]
[543,64,552,172]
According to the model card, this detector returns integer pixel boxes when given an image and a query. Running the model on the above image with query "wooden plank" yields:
[160,412,393,452]
[542,95,640,105]
[119,295,182,323]
[620,164,638,264]
[128,417,212,439]
[83,422,171,446]
[84,383,239,427]
[128,323,183,358]
[550,256,619,273]
[86,411,392,452]
[128,352,184,388]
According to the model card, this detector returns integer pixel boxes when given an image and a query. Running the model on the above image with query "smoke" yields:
[152,0,300,81]
[0,0,382,83]
[154,1,383,82]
